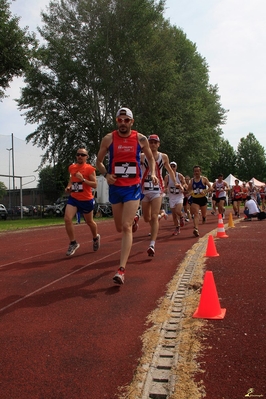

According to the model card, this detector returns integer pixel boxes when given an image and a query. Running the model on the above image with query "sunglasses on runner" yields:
[76,153,87,157]
[116,117,131,123]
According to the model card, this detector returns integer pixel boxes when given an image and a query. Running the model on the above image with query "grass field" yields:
[0,205,240,233]
[0,218,66,232]
[0,215,110,232]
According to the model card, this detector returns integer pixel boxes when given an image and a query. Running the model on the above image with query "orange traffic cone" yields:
[216,214,228,238]
[193,271,226,319]
[204,235,219,257]
[228,212,235,228]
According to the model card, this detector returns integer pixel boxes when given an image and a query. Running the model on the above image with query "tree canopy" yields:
[235,133,266,182]
[17,0,226,175]
[38,163,69,203]
[0,0,36,100]
[0,181,7,199]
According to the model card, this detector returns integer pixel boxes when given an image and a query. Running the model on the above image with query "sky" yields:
[0,0,266,188]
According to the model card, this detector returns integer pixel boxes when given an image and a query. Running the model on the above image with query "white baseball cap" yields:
[116,107,133,119]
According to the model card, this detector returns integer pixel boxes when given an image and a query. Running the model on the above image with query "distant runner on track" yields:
[187,165,212,237]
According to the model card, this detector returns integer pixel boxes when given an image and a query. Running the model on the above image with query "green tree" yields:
[38,164,69,203]
[145,28,227,176]
[209,137,236,181]
[0,181,7,199]
[0,0,36,100]
[235,133,266,181]
[17,0,226,172]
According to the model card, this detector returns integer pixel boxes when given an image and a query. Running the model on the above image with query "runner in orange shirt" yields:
[241,182,248,205]
[64,148,100,256]
[231,179,243,217]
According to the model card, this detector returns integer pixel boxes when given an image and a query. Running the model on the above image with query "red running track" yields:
[0,214,219,399]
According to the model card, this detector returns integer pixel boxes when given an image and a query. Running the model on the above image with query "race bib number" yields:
[72,182,83,192]
[143,179,159,191]
[170,186,180,194]
[193,188,204,195]
[114,162,136,178]
[143,176,159,191]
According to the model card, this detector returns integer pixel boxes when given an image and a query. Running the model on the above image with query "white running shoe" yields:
[147,245,155,257]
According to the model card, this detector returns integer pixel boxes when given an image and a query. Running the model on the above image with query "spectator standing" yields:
[260,184,266,210]
[247,181,257,201]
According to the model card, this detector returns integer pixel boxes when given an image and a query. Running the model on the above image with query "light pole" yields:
[6,148,12,209]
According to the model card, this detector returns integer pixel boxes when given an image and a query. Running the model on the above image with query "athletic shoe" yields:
[185,218,190,223]
[180,216,184,227]
[222,213,225,219]
[172,226,180,235]
[132,215,139,233]
[113,267,125,284]
[161,210,168,220]
[147,245,155,257]
[202,217,206,223]
[211,211,216,216]
[237,213,240,218]
[66,242,80,256]
[93,234,100,251]
[193,228,199,237]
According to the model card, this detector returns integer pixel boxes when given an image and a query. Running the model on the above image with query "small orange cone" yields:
[193,271,226,319]
[216,214,228,238]
[228,212,235,227]
[204,235,219,257]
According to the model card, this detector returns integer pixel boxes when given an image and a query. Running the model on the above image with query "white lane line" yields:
[0,249,121,313]
[0,232,121,269]
[0,233,150,314]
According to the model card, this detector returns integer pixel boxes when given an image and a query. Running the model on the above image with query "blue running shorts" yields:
[109,184,142,204]
[67,196,95,214]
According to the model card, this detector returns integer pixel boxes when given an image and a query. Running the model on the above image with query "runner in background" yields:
[164,162,187,236]
[141,135,177,256]
[187,165,212,237]
[211,192,217,215]
[241,182,248,206]
[231,179,243,218]
[212,174,229,219]
[183,175,191,221]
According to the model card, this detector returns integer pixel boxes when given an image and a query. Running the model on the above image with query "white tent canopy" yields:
[249,177,264,187]
[224,174,243,187]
